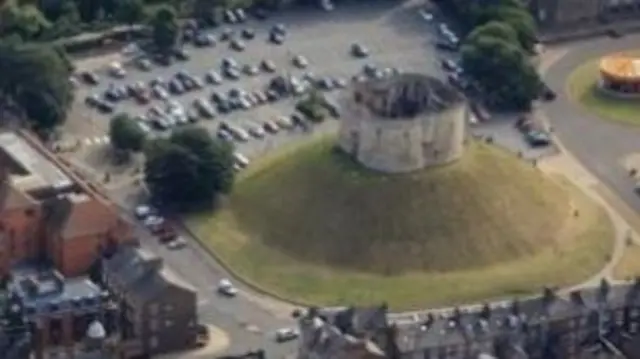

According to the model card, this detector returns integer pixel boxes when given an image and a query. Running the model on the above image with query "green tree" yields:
[482,6,537,52]
[465,21,518,46]
[150,5,179,55]
[115,0,145,26]
[0,41,73,132]
[0,2,51,40]
[461,36,541,110]
[296,90,328,123]
[109,113,146,154]
[144,126,235,209]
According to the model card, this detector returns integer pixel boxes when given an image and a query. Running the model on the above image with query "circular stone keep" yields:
[338,73,467,173]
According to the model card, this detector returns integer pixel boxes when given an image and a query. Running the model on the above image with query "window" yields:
[149,319,159,332]
[150,336,158,348]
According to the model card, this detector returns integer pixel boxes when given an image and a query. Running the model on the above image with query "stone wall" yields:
[338,101,467,174]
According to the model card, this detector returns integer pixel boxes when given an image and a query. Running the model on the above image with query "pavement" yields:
[156,325,230,359]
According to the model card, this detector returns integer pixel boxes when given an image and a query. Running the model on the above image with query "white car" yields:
[276,116,294,129]
[275,328,299,343]
[108,62,126,78]
[167,237,187,250]
[134,205,153,219]
[217,279,238,296]
[247,124,265,139]
[233,152,250,168]
[143,215,164,228]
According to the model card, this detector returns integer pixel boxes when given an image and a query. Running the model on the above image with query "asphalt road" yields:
[67,1,450,358]
[542,35,640,214]
[70,0,445,161]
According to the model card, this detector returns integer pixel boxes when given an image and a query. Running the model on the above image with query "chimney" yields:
[599,278,610,302]
[480,303,491,319]
[569,290,584,305]
[542,286,555,306]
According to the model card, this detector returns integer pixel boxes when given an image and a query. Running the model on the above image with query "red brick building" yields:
[0,131,134,278]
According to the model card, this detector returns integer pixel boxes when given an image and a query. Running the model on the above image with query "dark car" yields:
[269,31,285,45]
[252,8,268,20]
[223,67,241,80]
[169,79,185,94]
[241,28,255,40]
[217,100,232,113]
[211,91,226,104]
[220,28,234,41]
[351,43,369,58]
[540,85,557,102]
[174,48,190,61]
[80,71,99,85]
[435,40,458,52]
[194,33,215,47]
[260,60,276,73]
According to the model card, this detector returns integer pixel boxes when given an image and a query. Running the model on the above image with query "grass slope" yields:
[567,54,640,126]
[188,138,614,309]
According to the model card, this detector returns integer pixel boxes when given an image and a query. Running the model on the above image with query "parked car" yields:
[80,71,99,85]
[194,33,216,47]
[230,39,246,51]
[351,43,369,58]
[241,28,255,39]
[136,58,152,71]
[524,130,552,147]
[167,236,188,250]
[274,328,299,343]
[269,31,285,45]
[205,71,223,85]
[243,64,259,76]
[218,278,239,296]
[292,55,308,69]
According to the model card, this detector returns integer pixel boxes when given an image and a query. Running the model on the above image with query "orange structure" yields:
[599,54,640,94]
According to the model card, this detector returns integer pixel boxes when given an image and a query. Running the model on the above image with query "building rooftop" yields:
[600,53,640,82]
[0,132,72,194]
[9,265,105,318]
[104,246,196,304]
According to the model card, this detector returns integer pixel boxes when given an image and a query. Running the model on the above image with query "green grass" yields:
[567,54,640,126]
[187,138,614,310]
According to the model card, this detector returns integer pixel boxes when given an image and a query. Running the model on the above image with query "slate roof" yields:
[104,246,196,304]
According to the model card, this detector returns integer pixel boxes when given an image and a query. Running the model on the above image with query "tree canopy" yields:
[115,0,145,26]
[109,113,147,153]
[0,41,73,131]
[465,21,518,47]
[461,36,540,111]
[144,126,235,209]
[0,1,51,40]
[150,6,179,54]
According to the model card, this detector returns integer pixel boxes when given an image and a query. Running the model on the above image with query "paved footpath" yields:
[156,325,230,359]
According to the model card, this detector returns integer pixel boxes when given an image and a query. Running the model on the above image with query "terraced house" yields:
[0,131,134,277]
[298,279,640,359]
[529,0,640,29]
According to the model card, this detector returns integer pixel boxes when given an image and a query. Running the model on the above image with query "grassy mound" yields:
[567,53,640,126]
[188,138,613,309]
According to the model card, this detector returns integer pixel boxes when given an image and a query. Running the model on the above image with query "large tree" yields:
[0,1,51,40]
[0,41,73,132]
[465,21,518,46]
[149,5,179,55]
[109,113,146,154]
[461,35,541,110]
[115,0,145,26]
[144,126,235,209]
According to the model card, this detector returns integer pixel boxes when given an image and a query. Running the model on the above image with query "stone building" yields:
[529,0,640,29]
[298,279,640,359]
[338,74,467,174]
[0,131,134,278]
[103,246,199,357]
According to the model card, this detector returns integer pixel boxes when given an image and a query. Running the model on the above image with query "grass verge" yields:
[566,53,640,126]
